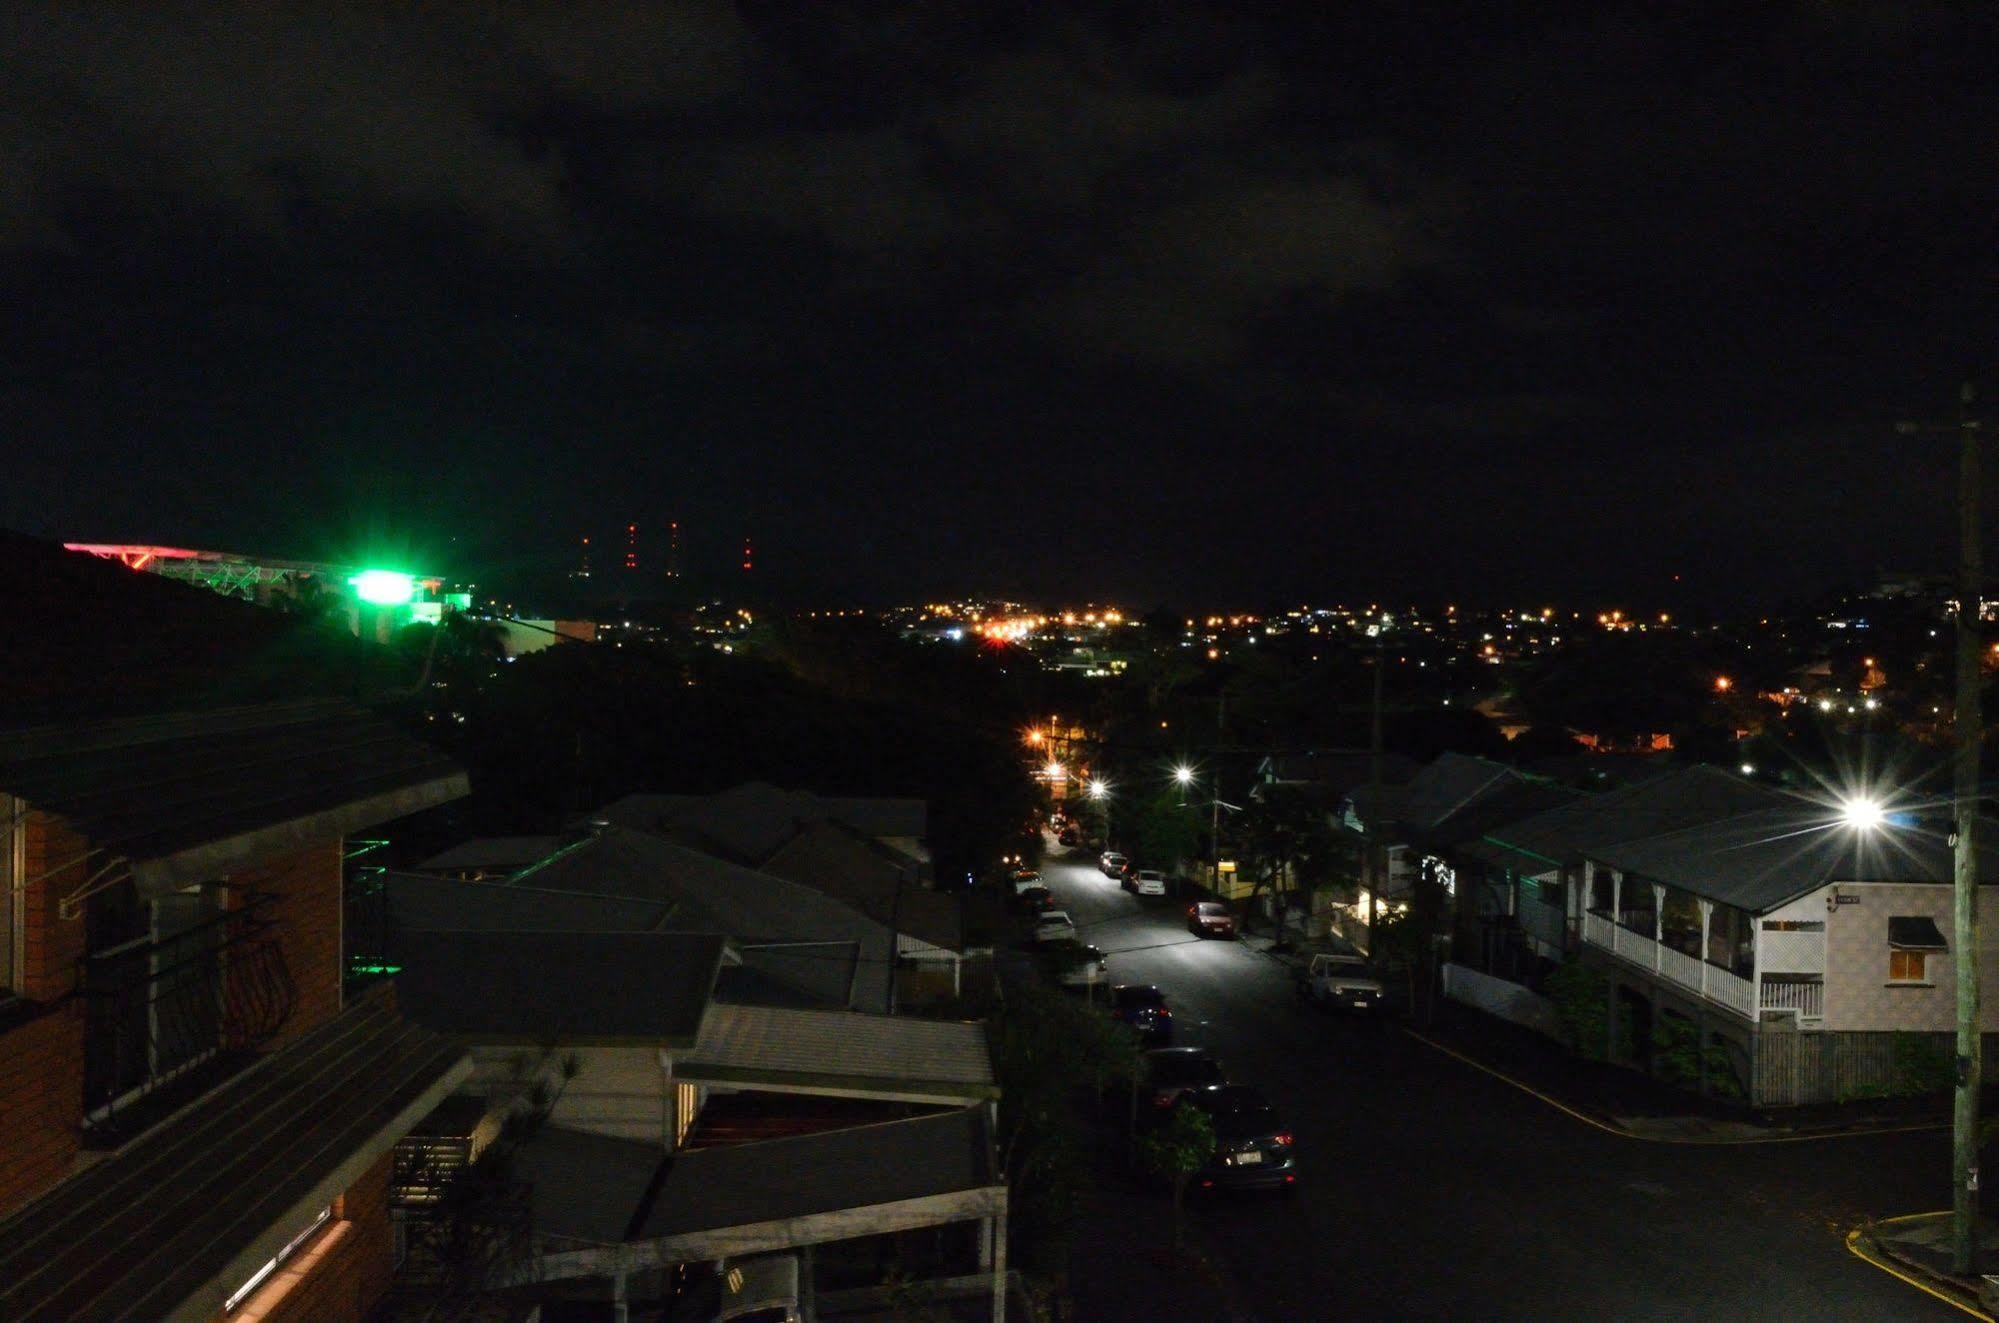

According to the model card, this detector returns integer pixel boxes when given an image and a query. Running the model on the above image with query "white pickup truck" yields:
[1298,954,1385,1013]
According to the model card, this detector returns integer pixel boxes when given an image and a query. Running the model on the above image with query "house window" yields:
[1888,915,1947,985]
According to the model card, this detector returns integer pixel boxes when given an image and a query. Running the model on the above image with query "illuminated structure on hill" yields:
[63,543,455,637]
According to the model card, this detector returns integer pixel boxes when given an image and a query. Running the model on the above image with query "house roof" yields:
[393,930,724,1044]
[386,870,678,933]
[677,1003,995,1103]
[511,1127,667,1249]
[1398,753,1535,833]
[639,1106,994,1240]
[1463,765,1789,874]
[1418,779,1580,852]
[0,986,469,1323]
[0,700,467,896]
[759,821,963,952]
[595,782,927,866]
[1589,805,1999,913]
[1259,749,1422,793]
[413,836,564,873]
[392,827,895,1010]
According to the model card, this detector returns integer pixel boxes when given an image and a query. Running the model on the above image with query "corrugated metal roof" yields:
[1591,805,1999,913]
[0,986,469,1322]
[393,930,724,1043]
[642,1106,993,1238]
[391,828,896,1010]
[760,822,962,952]
[385,870,679,933]
[414,836,563,872]
[0,699,467,893]
[679,1004,994,1100]
[596,782,927,865]
[1463,765,1789,872]
[1399,753,1532,832]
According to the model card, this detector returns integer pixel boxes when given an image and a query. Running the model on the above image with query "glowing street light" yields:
[1086,778,1109,800]
[1841,796,1886,831]
[1173,765,1196,788]
[1044,760,1065,781]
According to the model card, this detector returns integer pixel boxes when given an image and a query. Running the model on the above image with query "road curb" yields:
[1846,1215,1994,1321]
[1403,1025,1950,1146]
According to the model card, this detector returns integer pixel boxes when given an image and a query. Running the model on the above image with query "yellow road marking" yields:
[1845,1224,1993,1321]
[1401,1026,1948,1145]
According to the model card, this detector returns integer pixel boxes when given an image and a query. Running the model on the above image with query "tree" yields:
[1132,788,1202,876]
[1229,785,1340,931]
[990,985,1141,1276]
[1134,1102,1216,1251]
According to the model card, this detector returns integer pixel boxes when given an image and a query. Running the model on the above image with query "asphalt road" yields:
[1035,843,1961,1322]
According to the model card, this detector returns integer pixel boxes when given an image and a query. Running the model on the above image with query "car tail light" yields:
[1154,1095,1173,1106]
[1200,1180,1215,1189]
[1156,1006,1172,1017]
[1283,1174,1297,1184]
[1274,1132,1294,1146]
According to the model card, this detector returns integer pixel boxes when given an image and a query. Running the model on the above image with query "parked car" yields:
[1108,983,1174,1045]
[1013,884,1055,913]
[1298,953,1385,1012]
[1127,868,1168,897]
[1033,910,1078,945]
[1045,940,1108,989]
[1187,901,1236,938]
[1140,1047,1226,1113]
[1010,869,1044,895]
[1058,827,1079,846]
[1099,851,1129,877]
[1179,1084,1297,1193]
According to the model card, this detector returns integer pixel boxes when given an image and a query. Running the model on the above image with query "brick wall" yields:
[20,811,90,1001]
[0,811,92,1218]
[0,1001,85,1218]
[233,840,347,1042]
[217,1151,396,1323]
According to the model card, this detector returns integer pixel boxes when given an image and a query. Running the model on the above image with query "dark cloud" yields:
[1,3,1995,606]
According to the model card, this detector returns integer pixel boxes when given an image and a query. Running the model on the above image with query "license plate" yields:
[1233,1150,1263,1166]
[1350,1000,1370,1009]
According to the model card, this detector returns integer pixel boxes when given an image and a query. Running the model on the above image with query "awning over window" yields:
[1890,916,1948,951]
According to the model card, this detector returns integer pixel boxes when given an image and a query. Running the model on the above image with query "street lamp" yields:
[1840,796,1885,832]
[1173,764,1196,788]
[1086,778,1110,848]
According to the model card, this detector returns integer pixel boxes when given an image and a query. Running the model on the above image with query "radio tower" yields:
[573,535,592,580]
[667,521,682,579]
[624,523,638,572]
[741,537,754,573]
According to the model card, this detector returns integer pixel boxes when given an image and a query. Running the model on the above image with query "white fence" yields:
[1440,963,1565,1041]
[1581,911,1757,1019]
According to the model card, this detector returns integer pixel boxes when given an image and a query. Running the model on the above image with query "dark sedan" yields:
[1108,983,1174,1045]
[1140,1047,1226,1115]
[1180,1084,1297,1193]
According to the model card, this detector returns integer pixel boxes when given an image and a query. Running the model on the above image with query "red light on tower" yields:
[742,537,753,572]
[624,523,638,571]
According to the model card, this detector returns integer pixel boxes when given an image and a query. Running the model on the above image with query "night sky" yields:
[2,4,1994,608]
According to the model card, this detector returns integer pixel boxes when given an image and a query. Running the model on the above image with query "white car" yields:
[1128,868,1168,896]
[1303,954,1385,1012]
[1049,941,1108,989]
[1034,910,1078,945]
[1099,852,1128,877]
[1009,870,1044,895]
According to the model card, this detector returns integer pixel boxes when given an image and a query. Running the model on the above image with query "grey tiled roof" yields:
[393,929,724,1043]
[0,700,467,893]
[0,986,468,1323]
[641,1106,993,1239]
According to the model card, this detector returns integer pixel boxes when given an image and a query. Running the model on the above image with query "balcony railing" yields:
[1761,979,1825,1019]
[1583,909,1756,1019]
[78,892,295,1140]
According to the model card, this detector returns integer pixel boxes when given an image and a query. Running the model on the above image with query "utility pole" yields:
[1951,381,1984,1276]
[1902,384,1985,1273]
[1211,694,1226,892]
[1366,617,1388,959]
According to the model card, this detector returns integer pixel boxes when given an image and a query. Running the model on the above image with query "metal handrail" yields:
[77,891,296,1137]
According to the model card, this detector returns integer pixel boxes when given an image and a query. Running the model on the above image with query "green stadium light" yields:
[349,569,417,606]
